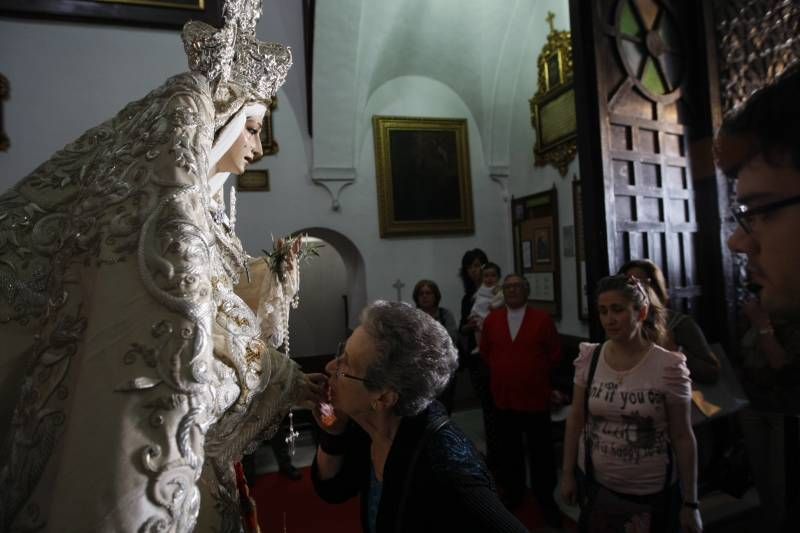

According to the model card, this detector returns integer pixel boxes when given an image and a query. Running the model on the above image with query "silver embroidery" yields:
[1,1,302,530]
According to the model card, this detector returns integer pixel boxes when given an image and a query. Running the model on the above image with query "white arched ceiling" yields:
[312,0,570,207]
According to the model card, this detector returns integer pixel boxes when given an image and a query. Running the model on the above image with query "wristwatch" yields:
[683,501,700,510]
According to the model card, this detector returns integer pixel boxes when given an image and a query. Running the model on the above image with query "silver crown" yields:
[182,0,292,127]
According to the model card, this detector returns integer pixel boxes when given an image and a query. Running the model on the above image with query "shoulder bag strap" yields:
[583,343,603,481]
[395,414,450,533]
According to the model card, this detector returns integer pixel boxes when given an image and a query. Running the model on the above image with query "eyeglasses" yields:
[730,194,800,234]
[332,342,373,386]
[503,282,526,290]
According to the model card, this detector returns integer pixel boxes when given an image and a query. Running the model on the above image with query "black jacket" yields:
[312,401,529,532]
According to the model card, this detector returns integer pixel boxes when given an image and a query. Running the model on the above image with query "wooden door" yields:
[570,0,715,338]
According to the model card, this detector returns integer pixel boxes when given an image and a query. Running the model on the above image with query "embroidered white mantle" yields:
[0,72,306,532]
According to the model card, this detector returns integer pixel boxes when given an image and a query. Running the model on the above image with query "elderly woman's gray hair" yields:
[359,300,458,417]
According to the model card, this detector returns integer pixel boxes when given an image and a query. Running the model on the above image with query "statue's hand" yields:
[296,372,327,408]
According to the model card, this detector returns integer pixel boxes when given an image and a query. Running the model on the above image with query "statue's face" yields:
[217,116,264,174]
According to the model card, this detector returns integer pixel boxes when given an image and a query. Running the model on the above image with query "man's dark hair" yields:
[715,61,800,179]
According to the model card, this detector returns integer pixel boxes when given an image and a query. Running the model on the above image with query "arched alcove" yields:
[288,227,367,358]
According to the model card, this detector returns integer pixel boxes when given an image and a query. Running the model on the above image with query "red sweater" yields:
[479,306,562,412]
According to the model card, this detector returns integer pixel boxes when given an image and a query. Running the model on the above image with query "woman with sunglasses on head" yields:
[561,275,702,533]
[619,259,720,384]
[311,301,529,533]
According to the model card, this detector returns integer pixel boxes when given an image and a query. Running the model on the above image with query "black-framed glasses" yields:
[730,194,800,234]
[333,342,373,385]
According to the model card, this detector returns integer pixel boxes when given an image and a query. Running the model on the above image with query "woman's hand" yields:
[560,471,577,506]
[679,506,702,533]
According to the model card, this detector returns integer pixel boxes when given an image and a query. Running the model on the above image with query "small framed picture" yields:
[534,227,552,264]
[257,96,279,159]
[237,170,270,192]
[522,240,533,270]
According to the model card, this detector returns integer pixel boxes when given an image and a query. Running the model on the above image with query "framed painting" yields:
[533,227,553,264]
[254,96,279,162]
[372,116,474,237]
[0,0,223,29]
[511,186,561,317]
[237,170,270,192]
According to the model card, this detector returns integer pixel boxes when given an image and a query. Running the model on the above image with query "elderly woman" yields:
[311,301,528,532]
[413,279,458,343]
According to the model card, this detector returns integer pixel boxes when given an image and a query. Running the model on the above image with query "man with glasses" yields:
[480,273,562,528]
[719,62,800,319]
[716,62,800,533]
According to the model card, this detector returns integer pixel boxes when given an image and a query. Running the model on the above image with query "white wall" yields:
[0,0,585,338]
[287,237,347,358]
[0,19,185,180]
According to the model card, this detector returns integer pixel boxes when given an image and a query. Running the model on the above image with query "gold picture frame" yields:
[236,170,270,192]
[529,11,577,177]
[0,0,222,29]
[256,96,279,160]
[372,116,474,237]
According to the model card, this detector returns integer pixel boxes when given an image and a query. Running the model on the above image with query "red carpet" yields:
[251,466,360,532]
[251,466,577,532]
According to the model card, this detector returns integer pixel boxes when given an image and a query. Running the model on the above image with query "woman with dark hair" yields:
[459,248,490,346]
[619,259,720,383]
[561,275,701,533]
[456,249,500,469]
[311,301,528,532]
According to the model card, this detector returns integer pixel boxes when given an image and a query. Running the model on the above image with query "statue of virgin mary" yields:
[0,1,325,531]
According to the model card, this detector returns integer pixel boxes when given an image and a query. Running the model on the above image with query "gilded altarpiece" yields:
[529,12,577,176]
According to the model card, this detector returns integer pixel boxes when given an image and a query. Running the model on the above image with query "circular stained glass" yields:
[615,0,684,102]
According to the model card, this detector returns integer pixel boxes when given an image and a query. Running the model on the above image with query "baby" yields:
[469,262,504,350]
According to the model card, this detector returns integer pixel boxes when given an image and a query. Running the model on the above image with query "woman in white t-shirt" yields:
[560,275,702,533]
